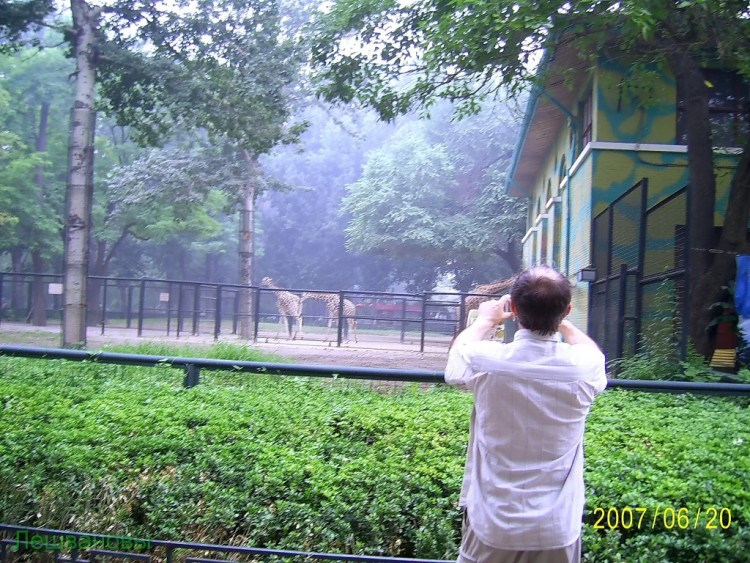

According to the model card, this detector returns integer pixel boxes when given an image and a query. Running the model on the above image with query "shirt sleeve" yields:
[444,342,489,389]
[574,346,608,400]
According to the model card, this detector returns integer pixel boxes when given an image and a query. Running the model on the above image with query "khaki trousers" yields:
[457,511,581,563]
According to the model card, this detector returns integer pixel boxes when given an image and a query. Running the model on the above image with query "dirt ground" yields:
[250,340,448,371]
[0,322,449,372]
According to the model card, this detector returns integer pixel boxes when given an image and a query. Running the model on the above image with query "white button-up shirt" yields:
[445,329,607,550]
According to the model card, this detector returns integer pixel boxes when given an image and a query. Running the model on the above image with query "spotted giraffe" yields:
[463,277,516,326]
[261,277,303,339]
[301,291,358,342]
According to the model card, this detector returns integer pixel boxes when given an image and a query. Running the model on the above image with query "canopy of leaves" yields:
[341,101,524,289]
[0,0,54,51]
[310,0,750,120]
[94,0,305,151]
[102,136,242,245]
[0,44,71,261]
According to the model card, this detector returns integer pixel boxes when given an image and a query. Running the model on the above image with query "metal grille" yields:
[643,190,687,277]
[610,187,643,273]
[592,212,609,280]
[605,277,621,357]
[640,277,684,359]
[622,271,639,357]
[589,179,646,360]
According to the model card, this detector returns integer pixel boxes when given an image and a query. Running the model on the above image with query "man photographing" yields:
[445,266,607,563]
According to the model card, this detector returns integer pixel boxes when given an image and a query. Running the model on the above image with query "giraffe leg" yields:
[325,311,334,341]
[350,318,358,343]
[273,305,283,338]
[282,313,291,338]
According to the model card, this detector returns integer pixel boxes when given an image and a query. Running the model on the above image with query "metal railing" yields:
[0,273,507,352]
[1,345,749,394]
[0,524,451,563]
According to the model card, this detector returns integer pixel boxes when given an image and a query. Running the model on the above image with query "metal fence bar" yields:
[0,524,451,563]
[1,345,749,395]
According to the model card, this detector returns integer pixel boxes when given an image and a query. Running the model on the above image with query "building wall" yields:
[596,58,678,145]
[516,56,745,352]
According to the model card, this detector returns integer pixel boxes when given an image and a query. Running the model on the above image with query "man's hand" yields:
[450,295,512,351]
[476,295,514,326]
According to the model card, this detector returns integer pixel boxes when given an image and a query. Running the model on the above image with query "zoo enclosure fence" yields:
[0,274,503,352]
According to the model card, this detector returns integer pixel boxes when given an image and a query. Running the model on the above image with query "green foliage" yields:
[0,44,72,262]
[1,347,749,561]
[0,352,468,558]
[615,280,750,383]
[310,0,750,121]
[96,0,304,152]
[584,391,750,562]
[339,102,524,290]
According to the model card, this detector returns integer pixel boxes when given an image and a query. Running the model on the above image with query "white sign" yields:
[48,283,63,295]
[159,292,170,302]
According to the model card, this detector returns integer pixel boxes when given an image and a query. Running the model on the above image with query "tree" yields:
[311,0,750,355]
[342,102,524,291]
[257,103,399,291]
[1,0,304,346]
[0,44,73,325]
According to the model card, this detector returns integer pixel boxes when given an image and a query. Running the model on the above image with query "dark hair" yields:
[510,266,572,335]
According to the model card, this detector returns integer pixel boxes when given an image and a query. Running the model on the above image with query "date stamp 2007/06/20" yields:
[591,506,733,531]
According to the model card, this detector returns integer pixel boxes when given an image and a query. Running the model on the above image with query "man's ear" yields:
[565,304,572,316]
[510,302,519,317]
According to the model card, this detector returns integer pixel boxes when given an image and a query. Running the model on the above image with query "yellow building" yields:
[505,44,747,361]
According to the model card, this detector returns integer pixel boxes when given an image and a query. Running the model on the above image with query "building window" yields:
[677,69,750,147]
[559,155,566,184]
[577,90,593,155]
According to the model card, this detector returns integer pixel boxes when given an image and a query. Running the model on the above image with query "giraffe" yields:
[301,291,358,342]
[463,277,516,327]
[261,277,303,339]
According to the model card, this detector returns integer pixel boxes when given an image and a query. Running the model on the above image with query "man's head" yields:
[510,266,572,335]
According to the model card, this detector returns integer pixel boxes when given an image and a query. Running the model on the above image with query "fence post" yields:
[126,286,133,328]
[214,285,222,341]
[137,279,146,337]
[0,272,4,327]
[419,293,427,352]
[101,277,108,335]
[459,294,467,329]
[617,263,628,360]
[183,363,200,388]
[193,283,200,335]
[233,289,239,335]
[337,292,345,347]
[400,298,407,343]
[176,282,184,338]
[253,286,261,341]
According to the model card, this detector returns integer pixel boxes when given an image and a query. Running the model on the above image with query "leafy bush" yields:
[0,346,748,561]
[584,391,750,562]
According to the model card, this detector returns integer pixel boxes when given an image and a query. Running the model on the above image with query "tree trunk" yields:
[31,101,50,327]
[238,151,258,339]
[668,52,719,356]
[63,0,99,348]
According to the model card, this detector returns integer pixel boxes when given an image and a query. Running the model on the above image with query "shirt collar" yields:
[513,328,561,343]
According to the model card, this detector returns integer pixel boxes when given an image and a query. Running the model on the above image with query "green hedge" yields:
[0,348,748,561]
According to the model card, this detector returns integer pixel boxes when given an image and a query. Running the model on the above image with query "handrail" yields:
[1,345,749,395]
[0,524,451,563]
